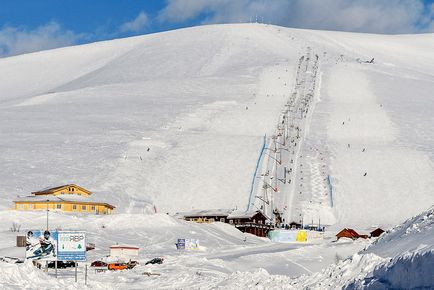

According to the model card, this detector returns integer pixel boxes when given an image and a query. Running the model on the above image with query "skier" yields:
[25,231,39,252]
[32,230,56,258]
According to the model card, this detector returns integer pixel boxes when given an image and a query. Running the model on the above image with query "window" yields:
[73,205,77,210]
[91,205,96,211]
[209,218,215,222]
[229,220,233,224]
[57,204,62,209]
[220,218,225,223]
[258,220,263,224]
[28,204,33,209]
[18,204,24,209]
[82,205,87,210]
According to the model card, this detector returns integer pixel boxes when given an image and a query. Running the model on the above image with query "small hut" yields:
[110,245,139,261]
[370,228,385,238]
[336,228,360,240]
[289,221,302,229]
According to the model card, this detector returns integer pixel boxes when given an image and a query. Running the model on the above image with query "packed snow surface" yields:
[0,23,433,289]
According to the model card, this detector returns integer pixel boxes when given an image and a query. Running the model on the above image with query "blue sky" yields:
[1,0,434,56]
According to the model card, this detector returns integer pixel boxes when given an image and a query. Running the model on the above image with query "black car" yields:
[47,261,76,269]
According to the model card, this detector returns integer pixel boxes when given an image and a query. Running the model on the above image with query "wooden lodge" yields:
[13,184,115,215]
[227,210,273,237]
[179,209,273,237]
[180,209,232,223]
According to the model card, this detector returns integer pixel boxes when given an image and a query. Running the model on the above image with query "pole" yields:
[85,264,88,286]
[75,262,78,282]
[46,200,49,231]
[55,261,57,278]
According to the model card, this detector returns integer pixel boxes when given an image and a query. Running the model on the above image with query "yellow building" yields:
[13,184,115,214]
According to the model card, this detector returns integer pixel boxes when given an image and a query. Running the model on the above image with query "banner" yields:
[25,230,86,261]
[176,238,199,250]
[268,229,307,243]
[25,230,58,261]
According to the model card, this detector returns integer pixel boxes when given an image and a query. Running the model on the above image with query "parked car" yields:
[90,260,108,267]
[47,261,76,269]
[108,263,128,271]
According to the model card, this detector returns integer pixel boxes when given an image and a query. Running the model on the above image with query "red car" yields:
[90,260,108,267]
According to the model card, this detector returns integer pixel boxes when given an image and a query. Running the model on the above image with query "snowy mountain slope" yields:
[0,24,301,214]
[1,23,433,226]
[0,23,434,289]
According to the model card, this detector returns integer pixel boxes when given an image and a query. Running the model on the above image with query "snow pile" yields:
[291,253,385,290]
[347,250,434,289]
[215,268,294,289]
[0,261,70,290]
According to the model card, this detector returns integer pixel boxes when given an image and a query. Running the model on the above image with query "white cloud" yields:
[119,11,149,33]
[0,22,81,57]
[158,0,434,34]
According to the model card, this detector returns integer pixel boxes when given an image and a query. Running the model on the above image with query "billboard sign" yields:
[25,230,86,261]
[25,230,58,261]
[57,231,86,261]
[175,238,199,250]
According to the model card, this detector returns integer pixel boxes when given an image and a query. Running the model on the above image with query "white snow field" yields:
[0,23,433,289]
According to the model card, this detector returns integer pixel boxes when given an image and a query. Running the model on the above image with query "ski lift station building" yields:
[13,184,115,214]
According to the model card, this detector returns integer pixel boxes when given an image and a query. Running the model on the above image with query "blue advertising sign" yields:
[57,231,86,261]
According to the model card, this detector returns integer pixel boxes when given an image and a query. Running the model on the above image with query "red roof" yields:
[336,228,360,239]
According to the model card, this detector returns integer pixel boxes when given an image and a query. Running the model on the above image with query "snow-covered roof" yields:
[227,210,268,219]
[14,192,115,208]
[177,209,233,218]
[32,184,91,195]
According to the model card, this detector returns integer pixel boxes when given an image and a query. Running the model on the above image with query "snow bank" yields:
[347,250,434,290]
[0,261,71,290]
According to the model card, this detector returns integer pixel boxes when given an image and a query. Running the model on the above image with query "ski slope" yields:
[0,23,434,289]
[1,24,433,227]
